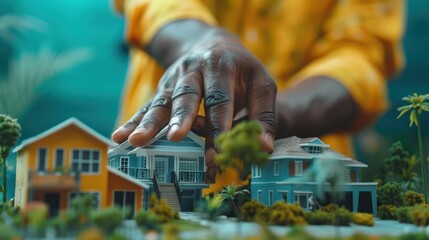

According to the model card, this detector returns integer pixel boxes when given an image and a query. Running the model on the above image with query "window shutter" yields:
[351,170,357,182]
[289,161,295,176]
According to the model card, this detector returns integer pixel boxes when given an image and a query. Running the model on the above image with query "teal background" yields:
[1,0,429,200]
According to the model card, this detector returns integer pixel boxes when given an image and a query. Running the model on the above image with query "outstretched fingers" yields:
[111,102,151,144]
[247,70,277,152]
[167,71,203,141]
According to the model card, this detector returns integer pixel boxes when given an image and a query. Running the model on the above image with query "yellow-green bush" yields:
[149,195,179,223]
[404,191,425,206]
[395,207,413,223]
[305,210,334,225]
[377,205,395,220]
[334,208,353,226]
[352,213,374,226]
[319,203,339,213]
[240,199,271,223]
[269,202,306,226]
[411,205,429,226]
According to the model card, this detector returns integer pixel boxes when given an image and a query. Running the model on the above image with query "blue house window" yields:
[252,165,262,178]
[294,192,311,209]
[37,148,47,173]
[268,190,274,206]
[274,162,279,176]
[295,161,303,176]
[257,190,262,203]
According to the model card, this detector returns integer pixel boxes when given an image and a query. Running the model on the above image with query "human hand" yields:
[112,29,277,183]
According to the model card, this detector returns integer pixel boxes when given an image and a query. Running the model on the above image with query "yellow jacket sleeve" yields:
[114,0,218,47]
[289,0,405,131]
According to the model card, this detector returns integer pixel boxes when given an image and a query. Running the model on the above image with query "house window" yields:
[295,161,303,176]
[69,192,100,209]
[252,165,262,178]
[114,191,136,219]
[308,146,322,154]
[257,190,262,203]
[294,192,311,210]
[274,162,279,176]
[37,148,47,173]
[344,169,351,182]
[281,192,288,203]
[55,149,64,169]
[71,149,100,174]
[120,156,129,174]
[179,157,198,172]
[268,190,274,206]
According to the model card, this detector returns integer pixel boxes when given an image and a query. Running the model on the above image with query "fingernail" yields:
[264,133,275,152]
[167,124,180,140]
[130,127,145,136]
[112,126,126,135]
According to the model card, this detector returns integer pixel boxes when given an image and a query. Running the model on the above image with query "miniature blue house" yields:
[251,137,377,215]
[108,127,208,212]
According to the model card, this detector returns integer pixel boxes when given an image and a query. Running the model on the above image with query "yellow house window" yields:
[71,149,100,174]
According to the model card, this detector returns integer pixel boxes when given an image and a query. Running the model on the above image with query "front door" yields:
[44,192,60,216]
[154,157,167,182]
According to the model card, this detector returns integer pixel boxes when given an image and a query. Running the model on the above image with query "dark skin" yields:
[112,20,359,182]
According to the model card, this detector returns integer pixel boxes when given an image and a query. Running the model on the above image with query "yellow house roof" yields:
[13,117,115,152]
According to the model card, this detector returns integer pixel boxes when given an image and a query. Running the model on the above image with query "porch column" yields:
[353,190,359,212]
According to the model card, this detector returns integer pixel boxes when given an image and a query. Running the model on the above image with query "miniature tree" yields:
[397,93,429,202]
[0,114,21,203]
[384,141,410,179]
[215,121,269,179]
[217,182,250,217]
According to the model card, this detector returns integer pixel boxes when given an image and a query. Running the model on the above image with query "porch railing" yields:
[178,171,205,183]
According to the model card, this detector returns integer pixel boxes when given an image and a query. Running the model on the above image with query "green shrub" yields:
[378,205,396,220]
[377,182,404,207]
[134,210,161,232]
[319,203,339,213]
[305,210,334,225]
[149,195,179,223]
[395,207,413,223]
[334,208,352,226]
[240,199,270,223]
[410,205,429,226]
[90,207,123,234]
[404,191,425,206]
[269,202,306,226]
[352,213,374,226]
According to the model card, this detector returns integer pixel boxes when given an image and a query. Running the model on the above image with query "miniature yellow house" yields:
[14,118,148,217]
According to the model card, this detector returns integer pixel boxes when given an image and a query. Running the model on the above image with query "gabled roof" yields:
[109,126,204,155]
[14,118,115,152]
[270,136,367,167]
[108,166,149,189]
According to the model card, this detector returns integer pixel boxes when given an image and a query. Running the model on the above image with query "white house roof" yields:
[14,117,115,152]
[270,136,367,167]
[108,166,149,189]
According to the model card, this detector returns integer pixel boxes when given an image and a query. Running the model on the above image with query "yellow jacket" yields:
[114,0,404,191]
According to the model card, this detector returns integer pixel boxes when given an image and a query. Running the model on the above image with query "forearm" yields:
[146,20,232,68]
[275,76,359,138]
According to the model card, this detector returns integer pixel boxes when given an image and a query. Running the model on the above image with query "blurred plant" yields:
[0,47,92,117]
[90,207,123,235]
[134,210,161,232]
[400,155,422,192]
[196,194,226,221]
[0,114,21,203]
[404,191,425,206]
[352,213,374,226]
[333,207,352,226]
[397,93,429,202]
[215,121,269,179]
[240,199,270,223]
[0,14,47,43]
[377,205,395,220]
[395,206,413,223]
[216,182,249,218]
[148,195,178,224]
[377,182,404,207]
[304,210,334,225]
[269,202,306,226]
[382,141,409,182]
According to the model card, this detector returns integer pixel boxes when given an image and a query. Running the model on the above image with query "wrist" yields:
[146,20,234,68]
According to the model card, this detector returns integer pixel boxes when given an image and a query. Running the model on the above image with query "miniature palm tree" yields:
[215,121,269,179]
[401,155,422,192]
[0,114,21,203]
[217,182,250,218]
[397,93,429,202]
